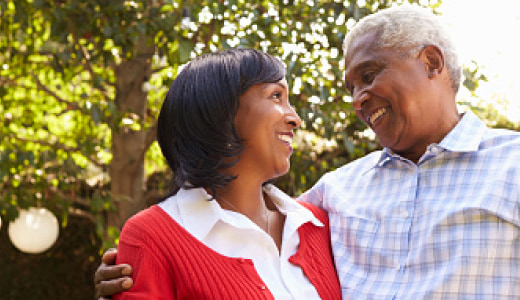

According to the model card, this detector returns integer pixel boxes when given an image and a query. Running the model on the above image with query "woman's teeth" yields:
[278,134,292,143]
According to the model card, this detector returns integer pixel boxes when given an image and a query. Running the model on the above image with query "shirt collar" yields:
[174,184,323,242]
[174,188,222,241]
[263,184,324,228]
[374,110,486,167]
[438,110,486,152]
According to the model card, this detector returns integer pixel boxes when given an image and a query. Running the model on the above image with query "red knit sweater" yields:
[114,202,341,300]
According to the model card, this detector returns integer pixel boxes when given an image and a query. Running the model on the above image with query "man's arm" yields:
[94,248,134,299]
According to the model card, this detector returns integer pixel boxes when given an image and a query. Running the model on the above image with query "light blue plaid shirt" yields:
[299,111,520,299]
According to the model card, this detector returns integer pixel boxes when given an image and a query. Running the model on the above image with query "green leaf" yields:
[178,39,194,63]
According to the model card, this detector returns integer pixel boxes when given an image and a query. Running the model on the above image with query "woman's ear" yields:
[419,45,445,79]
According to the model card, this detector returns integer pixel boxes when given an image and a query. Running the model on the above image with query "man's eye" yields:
[271,92,282,99]
[363,71,376,83]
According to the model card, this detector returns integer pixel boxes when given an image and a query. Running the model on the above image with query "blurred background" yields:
[1,0,518,299]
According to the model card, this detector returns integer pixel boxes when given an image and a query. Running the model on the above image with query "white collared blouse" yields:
[158,184,324,300]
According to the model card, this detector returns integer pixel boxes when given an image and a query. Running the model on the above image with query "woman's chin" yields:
[274,164,290,178]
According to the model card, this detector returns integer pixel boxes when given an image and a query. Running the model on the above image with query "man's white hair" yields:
[343,5,462,92]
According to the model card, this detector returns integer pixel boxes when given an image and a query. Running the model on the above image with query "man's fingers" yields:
[94,263,133,284]
[101,248,118,265]
[95,277,133,298]
[94,248,133,298]
[121,278,133,289]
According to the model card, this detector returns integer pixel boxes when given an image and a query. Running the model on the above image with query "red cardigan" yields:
[114,202,341,300]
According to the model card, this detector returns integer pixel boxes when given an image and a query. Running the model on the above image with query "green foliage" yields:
[6,0,494,255]
[462,60,488,93]
[1,2,516,298]
[4,1,513,298]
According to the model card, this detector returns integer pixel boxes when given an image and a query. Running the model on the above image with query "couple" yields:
[96,5,520,299]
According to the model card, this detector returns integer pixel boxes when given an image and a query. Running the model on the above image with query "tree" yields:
[1,0,450,249]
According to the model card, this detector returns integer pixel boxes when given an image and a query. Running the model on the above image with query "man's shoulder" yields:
[481,126,520,151]
[328,150,383,175]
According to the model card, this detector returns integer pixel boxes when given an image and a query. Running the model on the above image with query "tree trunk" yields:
[109,35,155,230]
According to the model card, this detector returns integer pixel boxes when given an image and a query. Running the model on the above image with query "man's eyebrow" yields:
[345,60,386,92]
[348,60,386,75]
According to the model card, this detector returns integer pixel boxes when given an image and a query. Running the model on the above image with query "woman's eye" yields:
[271,92,282,100]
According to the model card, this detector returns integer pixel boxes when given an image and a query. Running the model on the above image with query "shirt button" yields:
[258,284,266,290]
[401,210,409,218]
[238,258,245,263]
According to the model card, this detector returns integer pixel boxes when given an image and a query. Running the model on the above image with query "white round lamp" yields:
[8,207,59,254]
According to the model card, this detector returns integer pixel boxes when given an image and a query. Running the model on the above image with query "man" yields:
[95,5,520,299]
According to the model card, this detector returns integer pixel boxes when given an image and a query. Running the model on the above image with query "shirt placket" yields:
[388,159,418,298]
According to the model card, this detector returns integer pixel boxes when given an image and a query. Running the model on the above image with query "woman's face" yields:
[233,79,301,182]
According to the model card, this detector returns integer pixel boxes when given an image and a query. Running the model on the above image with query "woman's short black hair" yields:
[157,48,286,197]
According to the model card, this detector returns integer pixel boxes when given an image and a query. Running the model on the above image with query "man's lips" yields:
[365,107,388,126]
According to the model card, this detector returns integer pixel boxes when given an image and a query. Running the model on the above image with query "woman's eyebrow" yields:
[262,82,287,90]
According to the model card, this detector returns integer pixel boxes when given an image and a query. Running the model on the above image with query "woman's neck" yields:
[212,180,267,218]
[210,178,285,252]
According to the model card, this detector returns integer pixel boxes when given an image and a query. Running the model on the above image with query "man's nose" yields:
[352,89,370,110]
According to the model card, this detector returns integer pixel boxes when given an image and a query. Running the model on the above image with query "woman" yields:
[108,49,341,299]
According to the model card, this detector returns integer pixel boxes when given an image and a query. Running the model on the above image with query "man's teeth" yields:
[278,134,292,143]
[368,108,387,125]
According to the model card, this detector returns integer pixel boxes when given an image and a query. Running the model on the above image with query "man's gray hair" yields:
[343,5,462,92]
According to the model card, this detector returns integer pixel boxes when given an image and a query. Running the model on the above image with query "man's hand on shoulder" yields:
[94,248,134,299]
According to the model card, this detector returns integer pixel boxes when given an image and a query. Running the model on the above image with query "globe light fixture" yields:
[8,207,59,254]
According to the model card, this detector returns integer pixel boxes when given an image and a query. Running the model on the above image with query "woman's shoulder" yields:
[119,205,181,243]
[124,205,169,227]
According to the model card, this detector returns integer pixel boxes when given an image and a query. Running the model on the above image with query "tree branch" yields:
[127,121,158,179]
[151,66,168,74]
[68,207,96,223]
[76,42,99,87]
[31,72,85,112]
[73,39,116,97]
[11,135,108,169]
[0,74,28,87]
[138,121,158,165]
[144,121,158,153]
[53,188,91,208]
[12,135,80,152]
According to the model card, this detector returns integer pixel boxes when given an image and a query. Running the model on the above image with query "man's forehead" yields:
[344,32,379,68]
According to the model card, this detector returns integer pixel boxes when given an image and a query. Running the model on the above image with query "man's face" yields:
[344,32,452,160]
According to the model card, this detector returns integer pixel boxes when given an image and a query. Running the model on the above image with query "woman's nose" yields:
[286,106,302,128]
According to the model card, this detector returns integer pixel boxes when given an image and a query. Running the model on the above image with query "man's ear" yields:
[419,45,445,79]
